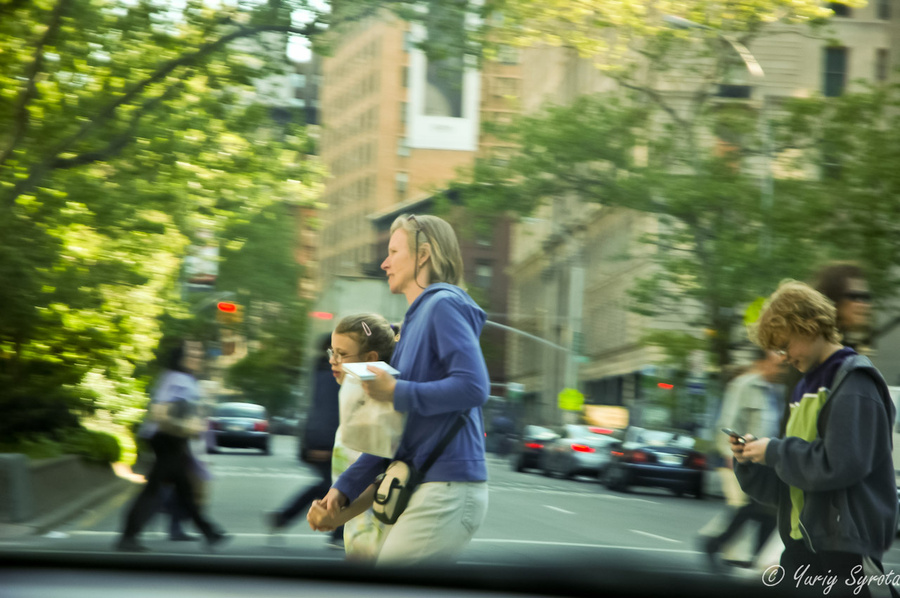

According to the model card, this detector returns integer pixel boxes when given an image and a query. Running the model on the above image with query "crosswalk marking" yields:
[631,529,681,544]
[208,466,318,479]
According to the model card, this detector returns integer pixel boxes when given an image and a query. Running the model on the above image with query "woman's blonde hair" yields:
[390,214,465,287]
[750,280,842,349]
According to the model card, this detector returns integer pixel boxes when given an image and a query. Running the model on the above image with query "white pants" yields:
[376,480,489,566]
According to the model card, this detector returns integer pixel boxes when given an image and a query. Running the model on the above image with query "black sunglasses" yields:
[844,291,872,303]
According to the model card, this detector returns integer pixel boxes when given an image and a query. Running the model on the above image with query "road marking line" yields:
[544,506,575,515]
[37,529,697,549]
[488,486,658,503]
[8,549,344,561]
[630,530,681,544]
[71,486,135,530]
[65,531,330,540]
[15,538,702,558]
[470,538,695,554]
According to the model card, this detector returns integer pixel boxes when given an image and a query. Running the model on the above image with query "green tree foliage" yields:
[457,92,833,367]
[218,203,310,414]
[0,0,498,448]
[776,82,900,339]
[456,0,873,368]
[0,0,325,441]
[477,0,852,66]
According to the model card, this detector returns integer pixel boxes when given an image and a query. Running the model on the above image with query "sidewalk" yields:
[0,462,141,540]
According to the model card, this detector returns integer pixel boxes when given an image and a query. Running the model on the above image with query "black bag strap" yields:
[418,412,469,476]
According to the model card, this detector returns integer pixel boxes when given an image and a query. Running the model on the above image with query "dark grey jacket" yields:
[735,354,897,559]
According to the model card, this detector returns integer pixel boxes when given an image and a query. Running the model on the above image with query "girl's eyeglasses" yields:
[326,348,358,363]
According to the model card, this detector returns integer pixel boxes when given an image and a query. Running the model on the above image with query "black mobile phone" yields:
[721,428,746,444]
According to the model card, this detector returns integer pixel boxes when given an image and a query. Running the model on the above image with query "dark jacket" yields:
[301,357,340,453]
[735,354,897,560]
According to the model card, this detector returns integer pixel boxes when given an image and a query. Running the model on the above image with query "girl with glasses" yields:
[307,314,398,560]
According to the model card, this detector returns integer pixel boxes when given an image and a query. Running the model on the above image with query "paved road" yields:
[5,434,900,584]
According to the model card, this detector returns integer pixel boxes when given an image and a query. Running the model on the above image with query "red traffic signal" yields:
[309,311,334,320]
[217,302,238,313]
[657,383,674,390]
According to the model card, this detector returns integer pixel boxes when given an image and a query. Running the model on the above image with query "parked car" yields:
[604,427,705,498]
[510,425,559,472]
[207,402,270,454]
[539,424,619,480]
[270,415,301,436]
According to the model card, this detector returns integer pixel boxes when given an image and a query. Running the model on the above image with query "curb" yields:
[0,475,135,540]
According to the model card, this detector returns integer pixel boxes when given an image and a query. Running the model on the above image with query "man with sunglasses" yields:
[813,262,873,352]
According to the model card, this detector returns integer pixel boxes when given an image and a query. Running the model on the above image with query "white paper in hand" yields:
[338,377,405,458]
[341,361,399,380]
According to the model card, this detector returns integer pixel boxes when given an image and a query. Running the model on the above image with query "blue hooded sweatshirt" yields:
[333,283,490,502]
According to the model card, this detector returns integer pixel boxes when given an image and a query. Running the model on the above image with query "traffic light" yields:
[217,301,237,313]
[309,311,334,320]
[216,301,242,325]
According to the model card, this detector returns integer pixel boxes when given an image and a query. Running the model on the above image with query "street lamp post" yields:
[661,15,764,78]
[663,15,773,257]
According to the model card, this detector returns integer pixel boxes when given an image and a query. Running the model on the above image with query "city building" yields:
[314,13,480,285]
[504,3,899,427]
[302,8,521,387]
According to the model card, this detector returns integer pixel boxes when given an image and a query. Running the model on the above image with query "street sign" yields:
[687,375,705,395]
[557,388,585,412]
[583,405,629,429]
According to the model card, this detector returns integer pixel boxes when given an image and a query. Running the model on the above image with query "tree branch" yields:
[3,20,323,209]
[614,77,688,131]
[51,80,186,170]
[0,0,31,20]
[0,0,69,169]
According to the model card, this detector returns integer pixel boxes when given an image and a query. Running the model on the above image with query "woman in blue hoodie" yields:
[317,214,490,565]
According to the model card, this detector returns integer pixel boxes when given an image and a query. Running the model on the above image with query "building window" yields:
[492,77,520,97]
[425,56,464,118]
[828,2,851,17]
[403,31,414,52]
[876,49,889,82]
[877,0,890,19]
[400,102,407,124]
[395,172,408,201]
[476,233,493,247]
[401,66,409,88]
[397,138,410,157]
[823,47,848,97]
[474,262,493,290]
[497,45,518,65]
